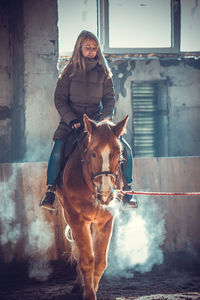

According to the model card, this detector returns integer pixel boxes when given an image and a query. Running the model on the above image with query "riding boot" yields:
[40,184,56,210]
[40,139,65,210]
[122,185,138,208]
[121,137,138,207]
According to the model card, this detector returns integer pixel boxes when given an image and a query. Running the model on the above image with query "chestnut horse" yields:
[58,114,128,300]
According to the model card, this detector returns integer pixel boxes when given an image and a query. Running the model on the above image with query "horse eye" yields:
[91,152,96,158]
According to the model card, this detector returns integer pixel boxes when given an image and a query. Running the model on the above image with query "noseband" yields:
[74,130,120,202]
[91,171,118,182]
[91,170,120,205]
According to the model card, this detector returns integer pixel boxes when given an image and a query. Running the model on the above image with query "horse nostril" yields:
[97,194,102,201]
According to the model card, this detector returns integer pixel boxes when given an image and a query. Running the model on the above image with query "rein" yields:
[73,129,85,165]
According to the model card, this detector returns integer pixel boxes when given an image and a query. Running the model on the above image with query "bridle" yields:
[91,171,118,182]
[90,163,120,189]
[74,129,120,203]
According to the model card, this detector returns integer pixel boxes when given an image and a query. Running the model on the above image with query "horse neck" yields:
[73,134,96,193]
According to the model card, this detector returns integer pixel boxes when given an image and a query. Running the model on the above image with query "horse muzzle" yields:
[96,191,114,206]
[92,171,117,205]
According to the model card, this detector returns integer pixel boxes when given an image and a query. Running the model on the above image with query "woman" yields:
[40,30,137,210]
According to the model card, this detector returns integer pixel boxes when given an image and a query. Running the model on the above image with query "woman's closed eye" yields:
[85,46,97,52]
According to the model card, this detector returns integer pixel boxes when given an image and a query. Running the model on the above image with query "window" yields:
[57,0,200,55]
[98,0,200,54]
[98,0,180,53]
[180,0,200,52]
[58,0,97,55]
[131,81,168,157]
[109,0,171,48]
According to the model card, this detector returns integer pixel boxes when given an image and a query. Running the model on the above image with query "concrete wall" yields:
[0,0,199,274]
[0,0,200,163]
[0,1,12,162]
[0,0,58,163]
[0,159,199,266]
[108,57,200,157]
[23,0,59,161]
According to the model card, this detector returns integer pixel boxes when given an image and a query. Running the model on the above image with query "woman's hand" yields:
[72,122,81,129]
[69,119,82,130]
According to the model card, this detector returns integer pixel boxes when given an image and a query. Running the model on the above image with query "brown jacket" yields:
[53,58,115,141]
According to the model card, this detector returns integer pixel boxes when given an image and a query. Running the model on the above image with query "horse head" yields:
[83,114,129,206]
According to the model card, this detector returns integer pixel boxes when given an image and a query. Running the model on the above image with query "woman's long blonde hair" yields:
[61,30,112,78]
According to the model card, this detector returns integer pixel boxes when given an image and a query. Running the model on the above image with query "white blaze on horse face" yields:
[101,145,112,194]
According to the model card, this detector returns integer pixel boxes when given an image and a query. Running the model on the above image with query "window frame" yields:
[98,0,182,54]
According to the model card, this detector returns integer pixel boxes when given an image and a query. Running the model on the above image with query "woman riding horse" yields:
[40,30,137,210]
[59,114,129,300]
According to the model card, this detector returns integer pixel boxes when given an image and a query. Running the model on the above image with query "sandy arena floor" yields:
[0,262,200,300]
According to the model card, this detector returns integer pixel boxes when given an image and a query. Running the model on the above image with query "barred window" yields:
[131,81,168,157]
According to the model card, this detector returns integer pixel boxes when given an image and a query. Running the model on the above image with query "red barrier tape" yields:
[122,191,200,196]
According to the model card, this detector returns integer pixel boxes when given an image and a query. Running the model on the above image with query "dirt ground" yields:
[0,262,200,300]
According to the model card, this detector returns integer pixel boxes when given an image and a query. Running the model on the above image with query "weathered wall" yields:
[23,0,59,161]
[0,0,58,163]
[0,158,199,265]
[0,0,200,163]
[0,162,69,264]
[0,1,12,162]
[108,57,200,157]
[133,156,200,253]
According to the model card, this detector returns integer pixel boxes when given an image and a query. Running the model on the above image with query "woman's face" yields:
[81,39,98,58]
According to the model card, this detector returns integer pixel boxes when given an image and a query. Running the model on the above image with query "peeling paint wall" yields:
[108,57,200,157]
[0,0,200,163]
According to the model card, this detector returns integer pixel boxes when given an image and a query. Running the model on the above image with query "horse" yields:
[58,114,129,300]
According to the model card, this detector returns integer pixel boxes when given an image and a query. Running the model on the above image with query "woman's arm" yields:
[54,71,77,125]
[101,76,116,119]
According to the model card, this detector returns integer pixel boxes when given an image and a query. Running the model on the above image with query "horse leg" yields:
[71,264,84,295]
[93,216,114,293]
[72,222,96,300]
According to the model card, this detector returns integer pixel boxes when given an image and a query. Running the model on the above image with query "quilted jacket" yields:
[53,57,115,141]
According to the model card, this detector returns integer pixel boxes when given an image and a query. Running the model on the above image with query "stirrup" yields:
[126,197,138,208]
[39,189,56,211]
[120,195,138,210]
[122,185,138,208]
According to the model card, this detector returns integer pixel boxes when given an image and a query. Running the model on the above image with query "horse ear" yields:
[112,115,129,137]
[83,114,97,135]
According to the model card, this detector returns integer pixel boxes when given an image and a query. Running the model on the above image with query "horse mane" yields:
[91,119,125,153]
[73,118,124,155]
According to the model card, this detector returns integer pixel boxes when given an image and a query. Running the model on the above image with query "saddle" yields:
[56,130,86,187]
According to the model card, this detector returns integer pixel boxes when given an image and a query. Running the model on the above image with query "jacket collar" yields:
[85,57,99,72]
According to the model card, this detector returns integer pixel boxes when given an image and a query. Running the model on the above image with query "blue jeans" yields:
[121,137,133,185]
[47,137,133,187]
[46,139,65,185]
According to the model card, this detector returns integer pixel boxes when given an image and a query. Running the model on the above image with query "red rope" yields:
[122,191,200,196]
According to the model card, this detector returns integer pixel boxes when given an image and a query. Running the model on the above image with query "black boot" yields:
[40,185,56,210]
[122,185,138,208]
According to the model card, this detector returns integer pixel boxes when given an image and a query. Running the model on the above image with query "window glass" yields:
[109,0,171,48]
[181,0,200,52]
[57,0,97,55]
